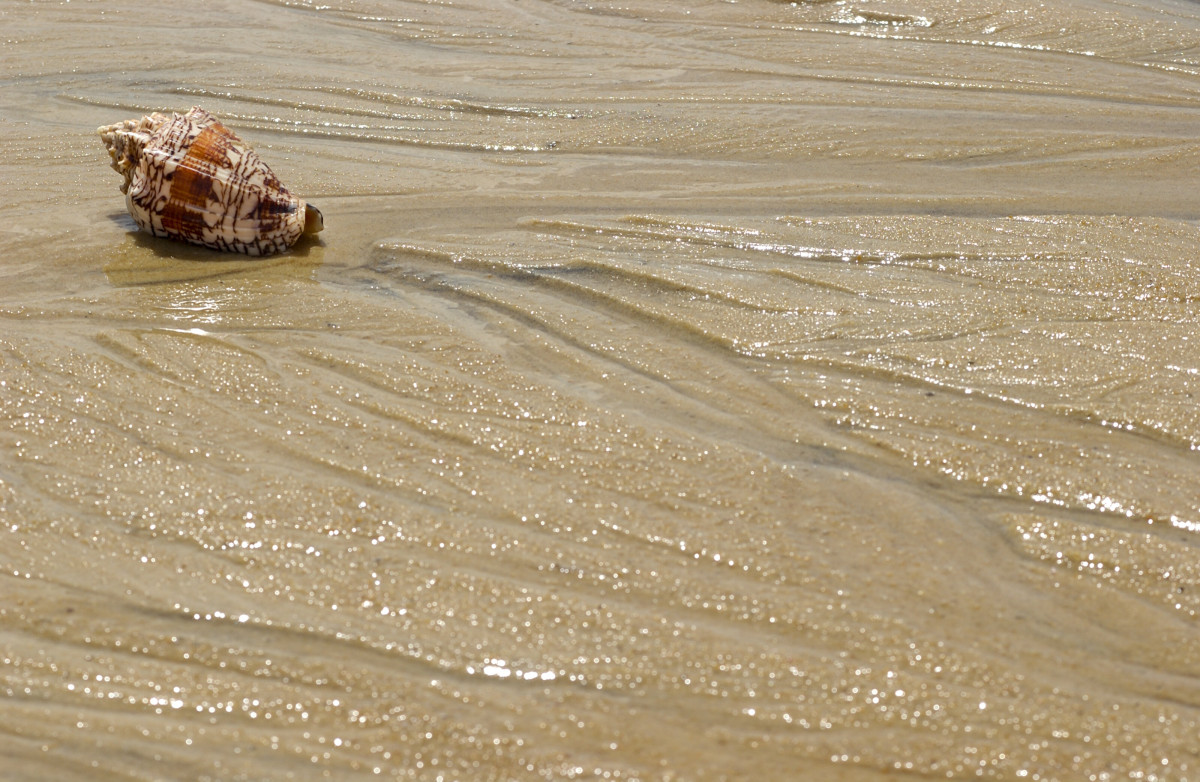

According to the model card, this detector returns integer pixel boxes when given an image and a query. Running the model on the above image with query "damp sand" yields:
[2,1,1200,779]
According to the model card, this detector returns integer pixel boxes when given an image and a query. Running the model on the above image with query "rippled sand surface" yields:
[3,1,1200,779]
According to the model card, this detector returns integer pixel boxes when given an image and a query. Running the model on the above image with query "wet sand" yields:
[2,1,1200,779]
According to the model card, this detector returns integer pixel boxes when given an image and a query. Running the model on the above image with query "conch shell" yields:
[98,106,323,256]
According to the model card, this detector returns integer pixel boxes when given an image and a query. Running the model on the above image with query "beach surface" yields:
[2,1,1200,779]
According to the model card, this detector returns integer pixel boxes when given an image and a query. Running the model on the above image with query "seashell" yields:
[98,106,323,256]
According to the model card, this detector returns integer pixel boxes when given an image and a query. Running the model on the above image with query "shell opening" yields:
[304,204,325,235]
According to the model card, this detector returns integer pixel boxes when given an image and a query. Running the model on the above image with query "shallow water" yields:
[2,0,1200,779]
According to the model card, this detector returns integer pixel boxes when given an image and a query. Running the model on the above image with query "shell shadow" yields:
[102,222,324,287]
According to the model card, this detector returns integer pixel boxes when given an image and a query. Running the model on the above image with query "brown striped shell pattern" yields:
[98,106,323,256]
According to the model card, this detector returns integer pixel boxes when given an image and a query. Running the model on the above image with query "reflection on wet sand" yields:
[2,0,1199,779]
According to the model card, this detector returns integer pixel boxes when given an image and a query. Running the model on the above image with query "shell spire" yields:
[97,106,323,256]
